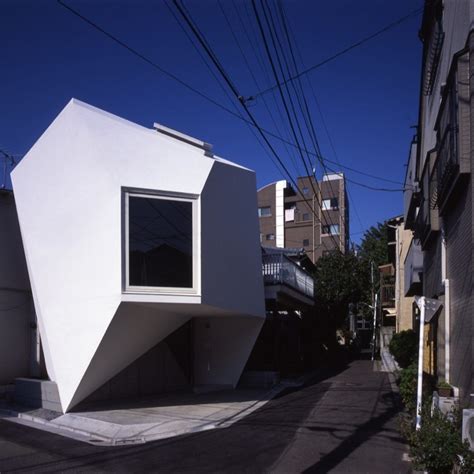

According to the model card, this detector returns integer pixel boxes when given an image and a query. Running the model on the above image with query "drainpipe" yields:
[416,296,426,430]
[441,224,450,383]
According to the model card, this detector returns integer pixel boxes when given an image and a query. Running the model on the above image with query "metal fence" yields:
[262,253,314,299]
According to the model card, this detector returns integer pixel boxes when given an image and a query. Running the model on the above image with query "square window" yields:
[125,191,198,293]
[258,206,272,217]
[302,187,309,195]
[322,198,338,210]
[322,224,340,235]
[303,239,310,247]
[302,213,310,221]
[266,233,275,240]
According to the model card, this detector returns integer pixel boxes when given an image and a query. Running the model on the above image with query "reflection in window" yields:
[322,198,338,210]
[322,224,340,235]
[128,196,192,288]
[258,206,272,217]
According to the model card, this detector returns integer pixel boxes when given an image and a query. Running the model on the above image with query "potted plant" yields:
[437,381,453,397]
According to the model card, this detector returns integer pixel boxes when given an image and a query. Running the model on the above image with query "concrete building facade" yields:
[10,99,265,413]
[257,174,349,263]
[404,0,474,406]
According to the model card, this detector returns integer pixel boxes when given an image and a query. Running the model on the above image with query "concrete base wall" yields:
[0,191,34,385]
[83,320,192,405]
[14,378,61,412]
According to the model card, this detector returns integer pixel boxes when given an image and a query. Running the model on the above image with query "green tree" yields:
[314,251,369,329]
[357,222,389,269]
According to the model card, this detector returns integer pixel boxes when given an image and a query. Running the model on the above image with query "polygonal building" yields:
[11,99,265,413]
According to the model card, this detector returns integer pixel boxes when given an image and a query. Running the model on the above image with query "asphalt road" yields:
[0,359,411,473]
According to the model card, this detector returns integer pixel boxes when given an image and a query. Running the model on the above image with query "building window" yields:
[322,224,340,235]
[125,191,198,293]
[258,206,272,217]
[266,233,275,241]
[302,212,310,221]
[322,198,338,210]
[303,239,309,247]
[302,187,309,195]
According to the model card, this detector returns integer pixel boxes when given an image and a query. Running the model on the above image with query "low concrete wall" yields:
[15,378,61,411]
[0,191,33,384]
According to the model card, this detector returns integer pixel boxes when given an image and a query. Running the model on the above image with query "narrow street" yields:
[0,359,410,473]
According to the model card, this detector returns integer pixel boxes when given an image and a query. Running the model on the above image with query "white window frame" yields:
[123,189,200,296]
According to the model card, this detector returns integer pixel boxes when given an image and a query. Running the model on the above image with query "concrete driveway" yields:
[0,359,411,473]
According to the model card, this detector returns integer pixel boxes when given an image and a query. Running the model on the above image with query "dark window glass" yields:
[128,196,193,288]
[258,207,272,217]
[302,213,310,221]
[303,239,310,247]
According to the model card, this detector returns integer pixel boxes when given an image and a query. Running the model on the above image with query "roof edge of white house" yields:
[68,98,154,134]
[257,179,287,193]
[323,172,344,181]
[69,99,252,172]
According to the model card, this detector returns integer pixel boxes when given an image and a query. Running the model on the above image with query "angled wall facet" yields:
[12,99,265,412]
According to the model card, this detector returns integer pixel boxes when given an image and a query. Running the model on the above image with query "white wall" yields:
[12,99,265,411]
[201,161,265,317]
[193,316,263,387]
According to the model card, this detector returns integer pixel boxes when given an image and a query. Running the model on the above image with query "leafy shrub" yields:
[399,363,418,413]
[389,329,418,368]
[408,405,474,474]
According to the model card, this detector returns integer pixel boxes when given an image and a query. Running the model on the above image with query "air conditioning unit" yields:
[462,409,474,449]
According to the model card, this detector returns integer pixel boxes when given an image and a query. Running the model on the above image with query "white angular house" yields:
[11,99,265,413]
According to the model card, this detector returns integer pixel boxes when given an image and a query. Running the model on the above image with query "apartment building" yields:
[257,174,349,263]
[403,0,474,407]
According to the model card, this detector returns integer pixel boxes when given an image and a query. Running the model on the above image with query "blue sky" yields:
[1,0,424,243]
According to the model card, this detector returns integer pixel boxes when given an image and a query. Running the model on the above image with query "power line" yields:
[216,0,301,176]
[56,0,408,193]
[171,0,328,234]
[263,0,342,251]
[163,0,289,181]
[254,6,424,98]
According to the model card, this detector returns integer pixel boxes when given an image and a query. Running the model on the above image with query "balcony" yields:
[414,149,439,248]
[435,50,471,214]
[404,238,423,296]
[403,138,420,230]
[436,126,458,209]
[379,264,395,308]
[262,253,314,307]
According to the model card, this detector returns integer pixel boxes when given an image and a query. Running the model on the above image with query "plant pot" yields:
[438,386,452,397]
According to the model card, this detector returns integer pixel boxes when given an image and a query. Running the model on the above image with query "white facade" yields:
[275,180,287,248]
[12,99,265,412]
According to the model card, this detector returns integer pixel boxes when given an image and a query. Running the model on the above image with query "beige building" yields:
[257,173,349,263]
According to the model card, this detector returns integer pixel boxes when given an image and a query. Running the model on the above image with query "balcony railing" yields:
[404,238,423,297]
[380,276,395,308]
[415,149,439,248]
[262,253,314,299]
[436,126,459,209]
[403,138,419,230]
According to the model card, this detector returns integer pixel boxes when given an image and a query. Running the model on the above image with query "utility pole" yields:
[1,153,7,189]
[370,260,378,361]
